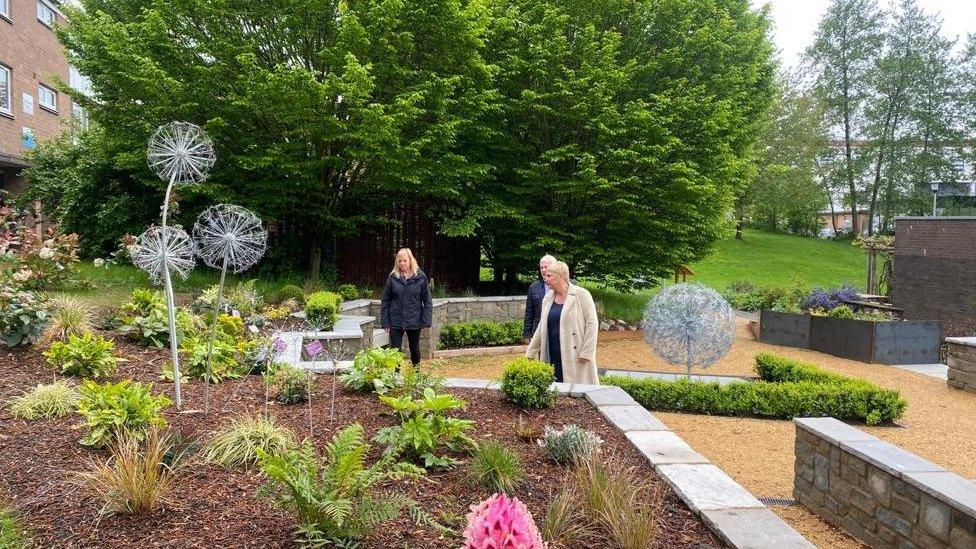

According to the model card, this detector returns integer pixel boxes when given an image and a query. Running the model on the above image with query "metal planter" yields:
[759,310,811,349]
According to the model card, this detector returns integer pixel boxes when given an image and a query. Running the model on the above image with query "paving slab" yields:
[583,386,637,407]
[656,463,764,512]
[443,378,492,390]
[701,508,816,549]
[569,383,602,397]
[626,431,709,466]
[551,382,572,395]
[903,471,976,517]
[892,363,948,380]
[845,440,944,476]
[794,417,878,444]
[599,405,669,432]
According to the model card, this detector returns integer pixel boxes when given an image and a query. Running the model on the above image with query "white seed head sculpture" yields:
[140,121,216,410]
[147,122,216,185]
[193,204,268,273]
[643,283,735,377]
[131,225,196,284]
[193,204,267,413]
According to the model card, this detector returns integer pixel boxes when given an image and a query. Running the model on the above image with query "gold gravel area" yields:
[433,319,976,548]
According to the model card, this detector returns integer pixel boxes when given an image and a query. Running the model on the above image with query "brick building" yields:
[0,0,86,195]
[891,217,976,335]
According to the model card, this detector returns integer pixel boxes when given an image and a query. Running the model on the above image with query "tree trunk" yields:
[308,239,322,281]
[842,72,859,236]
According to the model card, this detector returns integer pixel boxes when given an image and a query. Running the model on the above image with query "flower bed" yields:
[0,335,720,548]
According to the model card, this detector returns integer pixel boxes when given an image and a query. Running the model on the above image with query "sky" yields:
[753,0,976,69]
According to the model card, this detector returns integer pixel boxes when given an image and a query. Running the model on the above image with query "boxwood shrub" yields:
[439,320,524,349]
[603,353,906,425]
[501,358,556,409]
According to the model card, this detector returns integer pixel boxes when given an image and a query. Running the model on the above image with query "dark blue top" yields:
[523,279,549,338]
[547,302,563,382]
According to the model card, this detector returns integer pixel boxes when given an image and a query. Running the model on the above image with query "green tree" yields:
[50,0,493,276]
[807,0,884,236]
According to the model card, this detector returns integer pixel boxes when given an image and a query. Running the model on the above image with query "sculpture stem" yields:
[203,251,229,414]
[161,174,182,409]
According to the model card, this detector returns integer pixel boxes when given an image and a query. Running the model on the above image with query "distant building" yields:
[0,0,87,196]
[818,209,873,235]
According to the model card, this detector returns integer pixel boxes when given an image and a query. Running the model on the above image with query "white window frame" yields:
[72,101,88,131]
[37,84,57,113]
[37,0,56,27]
[0,0,11,21]
[0,64,11,117]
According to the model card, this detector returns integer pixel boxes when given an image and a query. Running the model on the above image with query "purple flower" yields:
[304,340,324,357]
[273,337,288,355]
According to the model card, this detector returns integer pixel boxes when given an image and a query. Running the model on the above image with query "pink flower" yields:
[464,493,546,549]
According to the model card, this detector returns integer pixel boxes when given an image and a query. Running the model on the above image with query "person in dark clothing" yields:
[523,254,557,343]
[380,248,433,366]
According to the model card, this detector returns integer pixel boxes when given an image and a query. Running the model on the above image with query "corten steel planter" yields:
[759,309,942,365]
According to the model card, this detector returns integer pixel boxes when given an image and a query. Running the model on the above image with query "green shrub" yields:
[9,380,80,420]
[604,353,907,425]
[42,296,95,344]
[275,284,305,304]
[193,280,264,316]
[172,336,244,384]
[268,364,309,404]
[538,424,604,465]
[501,358,556,409]
[304,291,341,330]
[216,314,244,338]
[439,320,525,349]
[827,305,855,319]
[468,440,523,493]
[119,291,200,348]
[256,424,436,546]
[340,347,404,395]
[44,332,124,378]
[374,387,476,469]
[76,380,170,447]
[0,284,50,346]
[119,289,164,318]
[398,361,445,398]
[337,283,359,302]
[205,414,296,468]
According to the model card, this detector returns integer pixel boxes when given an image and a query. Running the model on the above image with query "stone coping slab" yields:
[796,416,976,523]
[946,336,976,347]
[444,378,811,548]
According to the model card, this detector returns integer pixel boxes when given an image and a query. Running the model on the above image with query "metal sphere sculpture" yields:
[131,226,196,284]
[193,204,267,413]
[642,283,735,377]
[141,121,216,410]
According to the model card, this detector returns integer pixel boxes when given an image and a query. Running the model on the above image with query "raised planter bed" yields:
[759,310,941,365]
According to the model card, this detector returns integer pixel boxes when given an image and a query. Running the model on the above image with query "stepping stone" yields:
[569,383,602,397]
[656,463,764,512]
[582,386,637,407]
[626,431,708,466]
[701,508,815,549]
[598,405,669,432]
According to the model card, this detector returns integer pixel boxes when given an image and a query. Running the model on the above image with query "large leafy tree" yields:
[52,0,493,276]
[478,0,776,288]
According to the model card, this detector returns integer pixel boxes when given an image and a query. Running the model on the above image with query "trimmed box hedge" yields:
[602,352,906,425]
[438,320,524,349]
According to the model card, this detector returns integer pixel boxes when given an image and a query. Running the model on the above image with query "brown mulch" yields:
[0,334,723,548]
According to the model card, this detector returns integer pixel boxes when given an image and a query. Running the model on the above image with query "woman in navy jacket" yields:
[380,248,433,366]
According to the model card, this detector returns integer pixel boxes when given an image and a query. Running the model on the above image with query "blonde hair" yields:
[539,254,557,265]
[391,248,420,278]
[547,261,570,285]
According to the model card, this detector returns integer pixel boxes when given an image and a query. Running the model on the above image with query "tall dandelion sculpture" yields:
[193,204,267,413]
[643,283,735,378]
[141,122,216,410]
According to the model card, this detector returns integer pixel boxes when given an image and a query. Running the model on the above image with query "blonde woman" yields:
[380,248,433,366]
[526,261,599,384]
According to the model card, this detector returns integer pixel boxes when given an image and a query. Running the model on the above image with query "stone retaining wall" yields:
[946,338,976,394]
[794,417,976,548]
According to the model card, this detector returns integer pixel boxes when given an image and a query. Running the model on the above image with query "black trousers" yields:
[389,327,422,365]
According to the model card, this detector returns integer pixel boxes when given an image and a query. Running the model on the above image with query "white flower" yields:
[38,247,55,260]
[93,258,105,267]
[13,269,32,282]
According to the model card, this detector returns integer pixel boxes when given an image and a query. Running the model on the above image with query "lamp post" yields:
[931,181,940,217]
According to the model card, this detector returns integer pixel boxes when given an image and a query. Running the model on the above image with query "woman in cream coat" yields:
[526,261,599,384]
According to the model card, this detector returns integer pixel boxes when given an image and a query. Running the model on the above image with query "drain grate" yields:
[758,497,797,507]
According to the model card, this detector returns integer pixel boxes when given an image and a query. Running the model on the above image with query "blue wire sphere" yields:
[643,283,735,371]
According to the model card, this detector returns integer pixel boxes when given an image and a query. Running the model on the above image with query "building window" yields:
[72,102,88,131]
[0,0,10,21]
[0,64,11,117]
[37,0,56,27]
[37,84,57,113]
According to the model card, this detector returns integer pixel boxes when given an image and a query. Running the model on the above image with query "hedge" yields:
[602,353,906,425]
[439,320,524,349]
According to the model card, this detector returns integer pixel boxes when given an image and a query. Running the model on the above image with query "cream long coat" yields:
[525,284,599,385]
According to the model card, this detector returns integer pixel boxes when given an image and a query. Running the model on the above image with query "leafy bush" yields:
[605,353,907,425]
[340,347,404,395]
[118,291,201,348]
[0,209,81,290]
[439,320,525,349]
[398,361,445,398]
[216,313,244,339]
[205,414,296,468]
[119,289,164,319]
[193,280,264,316]
[501,358,556,409]
[538,425,603,466]
[274,284,305,304]
[721,279,807,313]
[827,305,855,319]
[268,363,309,404]
[44,332,124,378]
[76,428,178,515]
[9,380,80,419]
[337,283,359,301]
[76,380,170,447]
[464,493,545,549]
[256,424,436,546]
[173,336,244,384]
[304,291,341,330]
[374,387,476,468]
[468,441,523,494]
[0,284,49,346]
[41,296,94,343]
